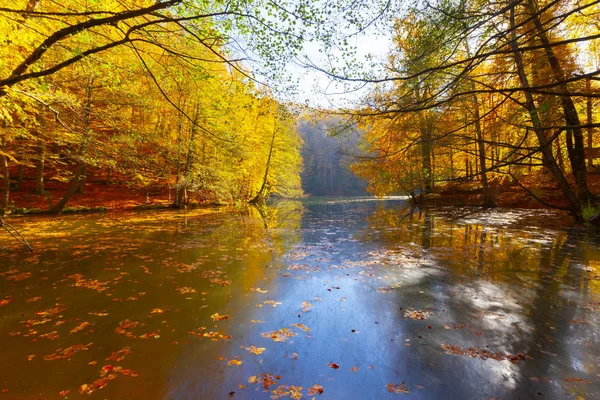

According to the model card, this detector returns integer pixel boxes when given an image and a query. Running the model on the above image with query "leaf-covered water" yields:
[1,198,599,399]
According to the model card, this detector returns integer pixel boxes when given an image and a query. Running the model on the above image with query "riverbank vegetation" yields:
[0,0,341,215]
[344,0,599,220]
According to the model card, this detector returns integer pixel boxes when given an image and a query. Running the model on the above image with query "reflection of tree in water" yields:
[250,199,304,254]
[364,205,600,398]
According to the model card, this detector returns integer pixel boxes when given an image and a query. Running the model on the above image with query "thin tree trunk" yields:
[0,138,9,216]
[250,118,277,204]
[51,163,84,214]
[464,39,494,207]
[16,164,24,190]
[587,79,594,168]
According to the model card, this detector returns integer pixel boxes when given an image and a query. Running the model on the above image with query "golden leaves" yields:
[0,297,13,307]
[289,323,310,332]
[106,347,131,362]
[210,313,229,321]
[301,301,313,312]
[261,328,297,342]
[306,384,324,396]
[176,286,196,294]
[43,342,93,361]
[244,345,265,355]
[227,359,242,366]
[69,321,91,335]
[250,287,268,293]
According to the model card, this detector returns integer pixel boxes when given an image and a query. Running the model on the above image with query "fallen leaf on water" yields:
[290,323,310,332]
[262,328,297,342]
[69,321,91,335]
[0,297,14,307]
[440,344,529,363]
[44,342,93,360]
[251,320,265,323]
[210,313,229,321]
[404,309,432,320]
[39,331,59,341]
[59,389,70,396]
[244,345,265,355]
[106,347,131,362]
[350,366,358,372]
[301,301,313,312]
[27,354,35,361]
[228,359,242,366]
[138,331,160,339]
[328,362,340,369]
[248,374,279,389]
[27,297,42,303]
[250,287,268,293]
[88,311,108,317]
[151,308,164,314]
[271,384,303,399]
[306,384,324,395]
[387,383,410,394]
[176,286,197,294]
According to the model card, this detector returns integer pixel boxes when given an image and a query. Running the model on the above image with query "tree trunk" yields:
[76,164,86,194]
[51,163,84,214]
[587,79,594,168]
[420,121,433,193]
[16,164,24,190]
[174,104,199,208]
[0,138,9,216]
[250,118,277,204]
[508,5,581,217]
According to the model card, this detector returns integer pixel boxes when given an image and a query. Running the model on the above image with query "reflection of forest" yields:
[365,206,600,397]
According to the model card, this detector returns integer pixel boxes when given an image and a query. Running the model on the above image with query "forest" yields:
[0,0,598,221]
[347,0,600,221]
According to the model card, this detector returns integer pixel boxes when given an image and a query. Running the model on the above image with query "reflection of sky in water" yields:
[1,199,599,399]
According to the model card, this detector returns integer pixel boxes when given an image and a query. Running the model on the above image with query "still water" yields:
[1,197,599,399]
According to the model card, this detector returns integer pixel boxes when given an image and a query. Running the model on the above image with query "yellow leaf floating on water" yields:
[261,328,297,342]
[69,321,91,335]
[251,320,265,323]
[151,308,164,314]
[306,384,324,395]
[290,323,310,332]
[176,286,196,294]
[210,313,229,321]
[244,345,265,355]
[88,311,108,317]
[250,287,268,293]
[301,301,313,312]
[227,359,242,366]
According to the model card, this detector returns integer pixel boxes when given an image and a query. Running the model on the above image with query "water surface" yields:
[1,198,599,399]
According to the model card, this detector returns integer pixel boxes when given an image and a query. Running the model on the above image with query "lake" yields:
[1,197,599,399]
